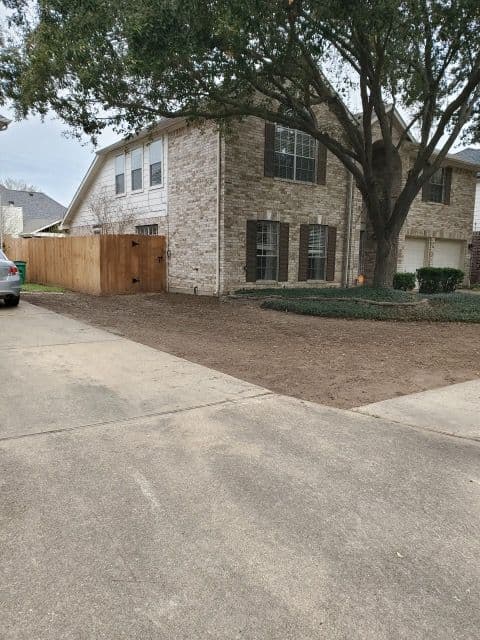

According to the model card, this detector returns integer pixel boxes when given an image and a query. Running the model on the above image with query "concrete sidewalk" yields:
[355,379,480,440]
[1,302,479,639]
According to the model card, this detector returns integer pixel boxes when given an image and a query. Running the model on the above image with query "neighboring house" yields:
[63,108,479,295]
[453,148,480,231]
[455,148,480,283]
[0,114,11,132]
[0,186,66,237]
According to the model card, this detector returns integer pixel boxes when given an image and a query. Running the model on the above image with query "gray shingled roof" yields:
[0,186,66,233]
[453,147,480,165]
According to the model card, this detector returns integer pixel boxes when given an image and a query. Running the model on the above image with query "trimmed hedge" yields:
[393,272,416,291]
[416,267,464,294]
[262,292,480,323]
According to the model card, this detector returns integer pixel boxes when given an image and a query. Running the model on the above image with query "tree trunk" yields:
[373,234,399,287]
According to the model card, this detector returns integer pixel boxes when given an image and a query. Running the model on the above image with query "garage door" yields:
[403,238,427,273]
[433,239,463,269]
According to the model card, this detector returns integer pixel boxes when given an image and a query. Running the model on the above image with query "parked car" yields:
[0,250,21,307]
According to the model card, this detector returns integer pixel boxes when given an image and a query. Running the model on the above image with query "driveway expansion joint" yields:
[0,391,274,443]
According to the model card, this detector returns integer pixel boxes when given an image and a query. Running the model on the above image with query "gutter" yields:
[342,170,355,287]
[215,130,221,296]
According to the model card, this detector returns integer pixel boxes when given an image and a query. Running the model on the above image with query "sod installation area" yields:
[235,287,480,323]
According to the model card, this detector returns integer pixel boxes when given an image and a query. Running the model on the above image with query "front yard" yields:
[25,290,480,409]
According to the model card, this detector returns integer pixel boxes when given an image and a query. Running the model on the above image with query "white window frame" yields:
[149,139,163,188]
[429,168,446,204]
[114,154,125,196]
[130,147,143,192]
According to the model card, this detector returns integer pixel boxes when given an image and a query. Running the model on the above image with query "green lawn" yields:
[22,283,65,293]
[235,287,480,323]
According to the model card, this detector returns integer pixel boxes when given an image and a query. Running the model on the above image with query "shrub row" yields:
[416,267,464,293]
[393,268,464,293]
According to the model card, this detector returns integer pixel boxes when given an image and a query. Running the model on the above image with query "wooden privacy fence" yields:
[5,234,166,295]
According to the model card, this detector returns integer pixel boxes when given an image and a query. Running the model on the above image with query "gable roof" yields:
[453,147,480,165]
[0,114,10,131]
[0,186,66,233]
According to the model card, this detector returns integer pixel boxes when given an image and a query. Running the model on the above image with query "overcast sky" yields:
[0,107,118,207]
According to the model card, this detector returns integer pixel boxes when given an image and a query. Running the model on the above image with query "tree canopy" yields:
[2,0,480,284]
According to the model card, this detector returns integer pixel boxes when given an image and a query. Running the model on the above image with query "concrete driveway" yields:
[1,302,479,639]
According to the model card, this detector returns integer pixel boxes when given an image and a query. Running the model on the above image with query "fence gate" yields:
[100,234,167,294]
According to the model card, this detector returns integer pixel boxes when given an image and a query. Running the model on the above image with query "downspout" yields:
[215,129,221,296]
[342,169,355,287]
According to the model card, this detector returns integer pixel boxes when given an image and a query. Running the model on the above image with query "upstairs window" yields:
[131,148,143,191]
[422,167,452,204]
[274,126,317,183]
[115,155,125,195]
[429,168,446,203]
[149,140,163,187]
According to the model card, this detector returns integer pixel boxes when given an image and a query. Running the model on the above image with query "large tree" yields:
[3,0,480,285]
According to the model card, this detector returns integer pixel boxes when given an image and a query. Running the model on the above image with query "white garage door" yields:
[433,239,463,269]
[403,238,427,273]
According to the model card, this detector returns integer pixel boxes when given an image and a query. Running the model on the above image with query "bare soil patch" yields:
[26,291,480,409]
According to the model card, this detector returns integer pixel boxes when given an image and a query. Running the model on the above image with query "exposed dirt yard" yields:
[25,291,480,409]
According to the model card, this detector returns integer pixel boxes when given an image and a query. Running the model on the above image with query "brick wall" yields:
[167,124,219,295]
[220,114,356,293]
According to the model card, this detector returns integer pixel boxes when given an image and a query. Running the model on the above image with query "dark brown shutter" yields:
[298,224,310,281]
[326,226,337,282]
[317,143,327,185]
[278,222,290,282]
[264,123,275,177]
[444,167,452,205]
[245,220,257,282]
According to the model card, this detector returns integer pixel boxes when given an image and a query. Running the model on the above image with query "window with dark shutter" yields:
[423,166,452,204]
[326,226,337,281]
[298,224,310,281]
[278,223,290,282]
[245,220,258,282]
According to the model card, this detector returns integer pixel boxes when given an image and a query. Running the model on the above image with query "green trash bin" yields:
[14,261,27,285]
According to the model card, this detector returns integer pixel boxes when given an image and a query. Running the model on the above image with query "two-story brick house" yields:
[63,109,479,294]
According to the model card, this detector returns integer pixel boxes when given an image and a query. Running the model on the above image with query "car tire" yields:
[4,295,20,307]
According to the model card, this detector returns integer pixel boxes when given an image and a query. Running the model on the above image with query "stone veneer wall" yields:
[220,114,357,293]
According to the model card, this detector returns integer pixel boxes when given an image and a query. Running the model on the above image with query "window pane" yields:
[115,155,125,175]
[115,155,125,194]
[296,131,316,159]
[295,156,316,182]
[307,225,327,280]
[429,168,445,203]
[256,221,279,281]
[115,173,125,195]
[132,168,142,191]
[136,224,158,236]
[274,152,294,179]
[131,148,143,171]
[149,140,162,164]
[150,162,162,186]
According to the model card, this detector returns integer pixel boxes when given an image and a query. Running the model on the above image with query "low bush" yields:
[393,272,416,291]
[417,267,464,294]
